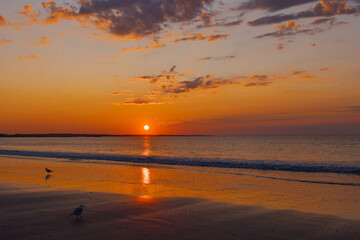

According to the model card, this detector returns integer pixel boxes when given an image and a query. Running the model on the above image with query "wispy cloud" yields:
[248,0,359,26]
[30,36,51,46]
[101,33,229,59]
[332,106,360,113]
[174,33,229,42]
[120,98,168,105]
[200,55,235,61]
[239,0,317,12]
[18,55,40,60]
[0,38,12,45]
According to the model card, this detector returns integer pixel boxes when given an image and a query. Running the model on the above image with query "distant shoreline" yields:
[0,134,213,138]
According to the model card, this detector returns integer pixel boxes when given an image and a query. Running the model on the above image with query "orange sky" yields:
[0,0,359,135]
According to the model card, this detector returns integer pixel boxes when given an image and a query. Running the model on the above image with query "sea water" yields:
[0,136,359,175]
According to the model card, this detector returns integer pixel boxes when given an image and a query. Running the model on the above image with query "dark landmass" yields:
[0,134,212,138]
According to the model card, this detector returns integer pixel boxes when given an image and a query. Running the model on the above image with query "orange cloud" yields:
[31,36,50,46]
[41,1,77,24]
[18,55,41,60]
[120,98,168,105]
[0,38,12,45]
[17,5,39,24]
[275,21,300,30]
[120,38,168,53]
[0,15,6,25]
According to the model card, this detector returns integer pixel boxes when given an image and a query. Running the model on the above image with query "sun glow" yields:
[144,125,149,131]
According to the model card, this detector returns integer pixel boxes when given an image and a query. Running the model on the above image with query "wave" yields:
[0,149,359,175]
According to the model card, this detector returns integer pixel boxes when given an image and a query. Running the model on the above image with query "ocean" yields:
[0,136,359,175]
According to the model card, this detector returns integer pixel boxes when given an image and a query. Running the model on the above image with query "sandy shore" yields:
[1,182,359,240]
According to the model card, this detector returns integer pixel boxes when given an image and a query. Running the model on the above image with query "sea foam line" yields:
[0,149,359,175]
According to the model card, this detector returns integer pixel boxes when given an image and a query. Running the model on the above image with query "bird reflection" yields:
[141,167,150,185]
[45,174,52,181]
[142,136,151,157]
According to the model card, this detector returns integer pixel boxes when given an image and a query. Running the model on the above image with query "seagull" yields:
[70,204,84,218]
[45,168,54,173]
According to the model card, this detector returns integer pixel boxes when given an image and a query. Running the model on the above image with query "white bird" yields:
[70,204,84,218]
[45,168,54,173]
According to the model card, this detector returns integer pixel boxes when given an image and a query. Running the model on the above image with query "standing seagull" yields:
[45,168,54,173]
[70,204,84,218]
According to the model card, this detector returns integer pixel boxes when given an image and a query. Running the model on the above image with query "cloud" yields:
[254,20,316,39]
[18,55,41,60]
[239,0,317,12]
[0,15,6,25]
[130,67,321,100]
[41,1,78,24]
[111,90,134,96]
[248,0,359,26]
[0,14,25,27]
[196,13,243,28]
[200,55,235,61]
[336,106,360,112]
[17,5,40,24]
[0,38,12,45]
[136,74,176,84]
[275,20,300,30]
[243,75,272,87]
[121,98,167,105]
[40,0,215,37]
[255,17,348,39]
[102,33,228,59]
[174,33,229,42]
[118,36,175,54]
[134,67,278,96]
[31,36,50,46]
[169,65,177,73]
[292,70,313,79]
[310,16,349,25]
[162,75,238,93]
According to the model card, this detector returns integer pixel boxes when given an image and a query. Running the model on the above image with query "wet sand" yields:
[1,155,360,239]
[1,182,359,240]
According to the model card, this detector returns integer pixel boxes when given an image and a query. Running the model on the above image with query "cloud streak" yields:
[248,0,359,26]
[200,55,235,61]
[0,38,12,45]
[239,0,317,12]
[31,36,50,46]
[18,55,41,60]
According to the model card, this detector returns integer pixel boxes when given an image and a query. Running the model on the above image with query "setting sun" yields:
[144,125,150,131]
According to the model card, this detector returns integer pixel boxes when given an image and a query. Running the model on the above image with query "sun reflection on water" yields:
[142,167,150,185]
[142,137,151,157]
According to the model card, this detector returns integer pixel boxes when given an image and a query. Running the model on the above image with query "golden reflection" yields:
[136,195,155,203]
[142,136,151,157]
[142,167,150,185]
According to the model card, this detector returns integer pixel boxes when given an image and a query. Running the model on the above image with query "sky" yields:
[0,0,359,135]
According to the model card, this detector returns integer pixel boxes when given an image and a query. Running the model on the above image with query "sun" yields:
[144,125,150,131]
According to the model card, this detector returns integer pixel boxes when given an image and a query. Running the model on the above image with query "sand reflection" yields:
[142,167,150,185]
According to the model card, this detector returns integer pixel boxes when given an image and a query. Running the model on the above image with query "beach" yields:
[1,183,360,240]
[1,150,360,239]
